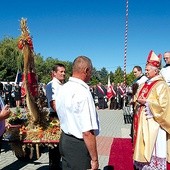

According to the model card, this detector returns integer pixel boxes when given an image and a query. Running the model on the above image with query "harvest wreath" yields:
[2,18,62,160]
[4,108,61,143]
[3,108,61,160]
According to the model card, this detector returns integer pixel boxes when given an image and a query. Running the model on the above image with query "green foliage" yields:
[0,37,134,85]
[126,71,135,85]
[113,66,124,84]
[0,37,21,81]
[62,61,72,81]
[34,53,47,83]
[90,67,108,85]
[99,67,108,85]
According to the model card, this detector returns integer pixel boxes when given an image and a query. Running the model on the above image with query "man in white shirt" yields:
[160,51,170,86]
[133,66,148,87]
[56,56,100,170]
[46,63,66,170]
[130,66,148,140]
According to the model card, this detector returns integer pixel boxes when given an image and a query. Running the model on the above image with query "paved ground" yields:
[0,108,131,170]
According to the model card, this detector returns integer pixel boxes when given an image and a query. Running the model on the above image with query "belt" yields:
[63,131,84,141]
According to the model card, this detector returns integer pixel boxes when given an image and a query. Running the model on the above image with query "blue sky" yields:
[0,0,170,73]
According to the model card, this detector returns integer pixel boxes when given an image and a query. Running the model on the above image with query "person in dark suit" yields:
[117,82,125,110]
[0,82,3,96]
[95,82,108,109]
[4,81,12,106]
[14,83,22,108]
[110,82,118,110]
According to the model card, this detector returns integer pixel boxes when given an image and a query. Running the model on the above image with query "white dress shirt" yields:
[46,77,62,112]
[56,77,100,139]
[136,75,148,85]
[160,65,170,86]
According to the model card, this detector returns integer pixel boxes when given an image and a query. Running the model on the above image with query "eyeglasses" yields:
[164,57,170,60]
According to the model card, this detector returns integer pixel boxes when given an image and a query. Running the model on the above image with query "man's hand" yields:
[90,159,99,170]
[137,96,146,105]
[83,130,99,170]
[0,105,10,120]
[50,100,56,112]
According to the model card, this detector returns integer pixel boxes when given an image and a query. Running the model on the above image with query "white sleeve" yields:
[144,102,153,119]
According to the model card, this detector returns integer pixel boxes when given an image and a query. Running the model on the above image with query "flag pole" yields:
[15,69,19,84]
[123,0,129,108]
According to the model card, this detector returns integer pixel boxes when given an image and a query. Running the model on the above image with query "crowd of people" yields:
[0,50,170,169]
[0,78,128,112]
[0,81,22,108]
[0,81,46,108]
[90,81,127,110]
